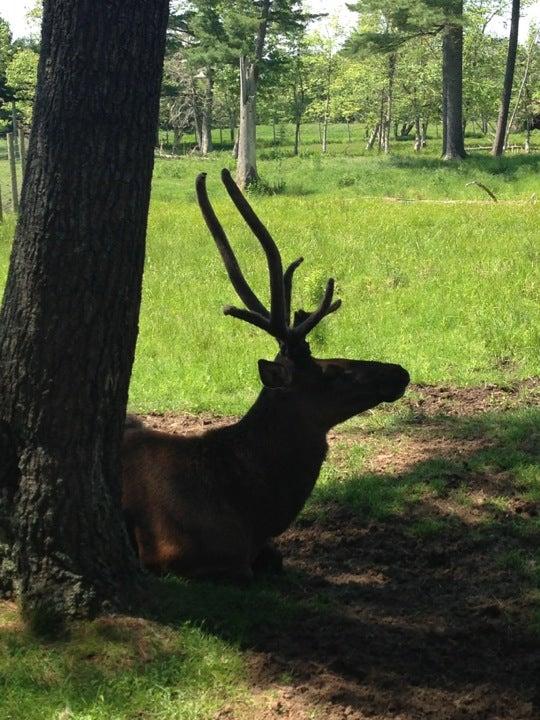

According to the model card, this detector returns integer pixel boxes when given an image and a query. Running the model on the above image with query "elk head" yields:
[196,169,409,431]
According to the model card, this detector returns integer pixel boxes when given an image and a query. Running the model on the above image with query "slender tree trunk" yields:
[200,68,214,155]
[378,90,385,152]
[237,55,258,187]
[442,56,448,156]
[0,0,168,622]
[236,0,270,189]
[189,76,203,150]
[366,123,380,150]
[322,116,329,153]
[504,32,535,149]
[293,119,301,156]
[414,116,422,151]
[442,3,467,160]
[492,0,520,155]
[172,127,180,154]
[383,52,397,154]
[421,120,428,147]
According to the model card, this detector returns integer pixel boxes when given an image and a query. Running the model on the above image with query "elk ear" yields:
[258,360,293,389]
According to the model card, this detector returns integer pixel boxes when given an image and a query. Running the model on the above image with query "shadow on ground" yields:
[151,394,540,719]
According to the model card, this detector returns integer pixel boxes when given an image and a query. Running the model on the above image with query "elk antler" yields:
[196,170,341,356]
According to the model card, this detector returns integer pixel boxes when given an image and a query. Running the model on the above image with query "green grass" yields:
[0,141,538,413]
[142,150,539,413]
[0,606,249,720]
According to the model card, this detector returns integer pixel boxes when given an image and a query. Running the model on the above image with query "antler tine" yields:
[292,278,342,340]
[195,173,269,319]
[223,305,273,334]
[221,169,287,336]
[283,257,303,326]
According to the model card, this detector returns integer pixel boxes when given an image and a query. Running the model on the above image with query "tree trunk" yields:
[492,0,520,156]
[236,0,270,189]
[414,116,422,151]
[200,68,214,156]
[0,0,168,624]
[383,52,397,154]
[189,75,203,151]
[442,4,467,160]
[366,123,380,150]
[322,116,329,153]
[441,58,448,156]
[378,90,385,152]
[293,119,301,156]
[237,55,258,188]
[172,128,180,154]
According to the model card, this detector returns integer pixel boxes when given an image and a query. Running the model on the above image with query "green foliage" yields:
[6,48,39,124]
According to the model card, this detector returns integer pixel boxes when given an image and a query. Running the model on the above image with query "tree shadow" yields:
[149,404,540,718]
[388,152,540,179]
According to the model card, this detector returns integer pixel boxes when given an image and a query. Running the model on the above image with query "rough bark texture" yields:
[383,52,397,154]
[201,68,214,156]
[0,0,169,621]
[236,0,271,189]
[237,55,259,187]
[442,5,467,160]
[492,0,520,156]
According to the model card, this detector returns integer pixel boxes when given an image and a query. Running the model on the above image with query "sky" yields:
[0,0,538,40]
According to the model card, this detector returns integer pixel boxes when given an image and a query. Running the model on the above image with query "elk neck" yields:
[236,386,329,479]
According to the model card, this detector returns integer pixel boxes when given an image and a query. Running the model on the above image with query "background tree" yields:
[222,0,307,187]
[492,0,520,154]
[0,0,168,624]
[6,48,39,126]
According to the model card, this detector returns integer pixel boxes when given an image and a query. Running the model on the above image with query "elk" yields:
[121,169,409,581]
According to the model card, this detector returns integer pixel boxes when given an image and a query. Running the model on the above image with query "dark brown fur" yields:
[121,171,409,581]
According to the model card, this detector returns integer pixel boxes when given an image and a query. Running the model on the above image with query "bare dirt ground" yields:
[137,381,540,720]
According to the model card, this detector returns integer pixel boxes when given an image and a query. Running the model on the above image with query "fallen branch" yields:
[466,181,498,202]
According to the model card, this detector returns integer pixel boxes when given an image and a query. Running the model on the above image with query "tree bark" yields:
[237,54,259,187]
[189,75,203,151]
[0,0,168,623]
[200,67,214,156]
[442,3,467,160]
[383,52,397,154]
[492,0,520,156]
[293,119,301,156]
[366,123,380,150]
[414,116,422,151]
[236,0,271,189]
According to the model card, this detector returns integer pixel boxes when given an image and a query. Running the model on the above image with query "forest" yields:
[0,1,539,720]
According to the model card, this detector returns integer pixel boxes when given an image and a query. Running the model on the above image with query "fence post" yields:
[11,102,19,160]
[19,126,27,170]
[0,185,3,223]
[7,132,19,213]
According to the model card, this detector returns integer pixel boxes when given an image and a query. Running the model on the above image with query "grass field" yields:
[0,127,539,720]
[0,133,538,413]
